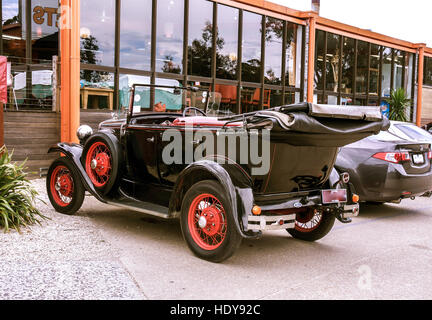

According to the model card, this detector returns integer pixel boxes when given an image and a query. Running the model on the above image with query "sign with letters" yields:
[21,0,59,40]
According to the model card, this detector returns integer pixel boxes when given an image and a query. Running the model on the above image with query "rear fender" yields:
[48,143,107,203]
[169,160,260,239]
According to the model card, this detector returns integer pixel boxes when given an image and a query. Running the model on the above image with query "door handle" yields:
[146,137,155,143]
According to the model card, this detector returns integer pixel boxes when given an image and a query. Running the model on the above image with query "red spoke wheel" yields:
[180,180,242,262]
[287,207,336,242]
[85,141,112,188]
[188,194,228,250]
[82,134,121,195]
[50,165,74,207]
[47,157,85,215]
[294,208,323,232]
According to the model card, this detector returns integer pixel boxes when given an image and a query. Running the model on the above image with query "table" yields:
[81,87,114,110]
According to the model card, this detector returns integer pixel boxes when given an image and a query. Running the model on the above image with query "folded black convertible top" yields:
[253,102,390,147]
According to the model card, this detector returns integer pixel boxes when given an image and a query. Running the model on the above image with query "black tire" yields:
[82,134,121,195]
[287,209,336,242]
[180,180,242,262]
[46,157,85,215]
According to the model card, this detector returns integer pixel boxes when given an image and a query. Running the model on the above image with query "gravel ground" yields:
[0,179,144,300]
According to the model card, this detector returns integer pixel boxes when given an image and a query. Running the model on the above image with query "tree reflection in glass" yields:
[242,11,261,83]
[80,0,115,66]
[326,33,340,93]
[188,0,213,77]
[216,5,239,80]
[264,17,283,85]
[156,0,184,74]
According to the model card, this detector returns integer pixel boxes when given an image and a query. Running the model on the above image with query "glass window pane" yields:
[264,17,282,85]
[285,23,301,88]
[216,4,238,80]
[369,44,380,96]
[425,56,432,86]
[268,89,283,108]
[326,33,340,93]
[240,86,260,112]
[120,0,152,70]
[81,71,115,110]
[156,0,184,74]
[356,40,368,95]
[393,50,404,90]
[213,83,237,114]
[31,0,59,61]
[188,0,212,77]
[188,81,224,115]
[341,37,354,95]
[406,53,414,98]
[314,30,325,90]
[284,91,296,104]
[80,0,115,66]
[326,94,338,105]
[2,0,26,61]
[381,47,392,98]
[242,11,261,83]
[120,75,183,113]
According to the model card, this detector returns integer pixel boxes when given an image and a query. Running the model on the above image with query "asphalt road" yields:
[81,194,432,300]
[2,179,432,300]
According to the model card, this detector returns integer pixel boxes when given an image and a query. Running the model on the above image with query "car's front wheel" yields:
[82,135,121,195]
[180,180,242,262]
[287,207,336,242]
[46,157,85,215]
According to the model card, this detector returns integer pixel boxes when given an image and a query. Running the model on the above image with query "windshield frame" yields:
[127,84,211,121]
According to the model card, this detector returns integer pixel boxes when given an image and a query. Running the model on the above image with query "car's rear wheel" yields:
[82,135,120,195]
[180,180,242,262]
[287,207,336,242]
[47,157,85,215]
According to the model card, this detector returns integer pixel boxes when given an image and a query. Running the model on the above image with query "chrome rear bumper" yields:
[247,214,296,231]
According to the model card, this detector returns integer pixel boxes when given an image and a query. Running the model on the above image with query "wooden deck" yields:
[4,110,113,178]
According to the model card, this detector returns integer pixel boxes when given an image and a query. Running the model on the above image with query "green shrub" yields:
[386,88,410,122]
[0,146,47,232]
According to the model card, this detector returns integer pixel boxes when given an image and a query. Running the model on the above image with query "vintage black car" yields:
[46,85,388,262]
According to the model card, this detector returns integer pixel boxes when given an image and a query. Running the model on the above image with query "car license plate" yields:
[413,153,425,164]
[322,189,348,204]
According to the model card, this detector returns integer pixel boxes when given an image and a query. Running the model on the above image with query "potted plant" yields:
[0,146,46,232]
[386,88,410,122]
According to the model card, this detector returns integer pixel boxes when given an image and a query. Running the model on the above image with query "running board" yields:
[106,199,170,219]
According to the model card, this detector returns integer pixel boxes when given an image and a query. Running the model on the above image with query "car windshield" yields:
[391,123,432,142]
[129,84,233,117]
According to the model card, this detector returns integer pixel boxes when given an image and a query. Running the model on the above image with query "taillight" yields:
[372,152,410,164]
[428,151,432,159]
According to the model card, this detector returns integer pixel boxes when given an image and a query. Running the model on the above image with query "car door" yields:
[125,123,161,184]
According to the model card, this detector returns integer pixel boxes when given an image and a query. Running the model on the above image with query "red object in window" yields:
[0,56,7,104]
[0,55,6,148]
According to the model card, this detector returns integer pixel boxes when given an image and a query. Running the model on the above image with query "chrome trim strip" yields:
[107,201,170,219]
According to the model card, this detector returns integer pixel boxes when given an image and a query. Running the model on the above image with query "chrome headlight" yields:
[77,125,93,143]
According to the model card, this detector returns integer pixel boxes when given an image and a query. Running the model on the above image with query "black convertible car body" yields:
[46,85,388,262]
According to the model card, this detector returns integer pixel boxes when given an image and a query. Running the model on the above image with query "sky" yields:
[271,0,432,47]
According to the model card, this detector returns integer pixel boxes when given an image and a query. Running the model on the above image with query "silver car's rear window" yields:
[369,130,403,142]
[393,124,432,142]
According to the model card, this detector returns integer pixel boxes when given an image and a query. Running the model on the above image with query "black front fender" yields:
[169,160,260,239]
[48,143,107,203]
